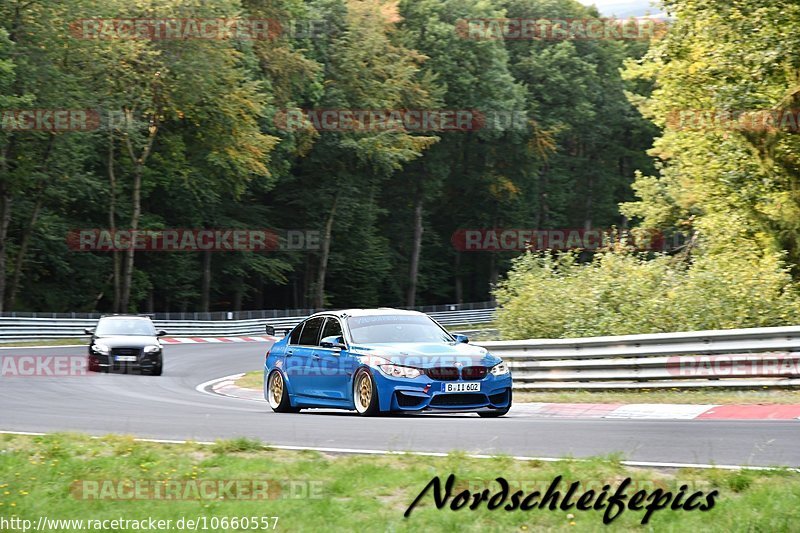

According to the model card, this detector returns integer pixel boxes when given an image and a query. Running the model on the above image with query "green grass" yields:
[0,338,87,347]
[235,371,263,390]
[515,389,800,405]
[0,433,798,531]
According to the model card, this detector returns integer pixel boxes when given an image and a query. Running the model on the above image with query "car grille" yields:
[461,366,488,380]
[424,367,459,381]
[430,393,486,407]
[111,348,141,357]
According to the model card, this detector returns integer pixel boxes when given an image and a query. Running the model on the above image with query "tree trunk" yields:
[108,130,121,312]
[0,137,16,314]
[119,164,142,312]
[454,252,463,304]
[488,253,499,305]
[406,189,424,307]
[6,192,42,310]
[200,250,212,312]
[233,288,243,312]
[0,183,11,314]
[120,111,158,312]
[314,192,339,309]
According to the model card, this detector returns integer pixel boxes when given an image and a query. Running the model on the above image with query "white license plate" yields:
[443,382,481,393]
[115,356,137,362]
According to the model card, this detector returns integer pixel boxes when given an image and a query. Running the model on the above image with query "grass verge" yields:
[235,370,263,390]
[1,433,798,531]
[0,338,87,348]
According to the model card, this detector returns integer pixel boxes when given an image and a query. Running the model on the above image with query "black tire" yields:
[267,370,299,413]
[479,390,512,418]
[353,368,381,417]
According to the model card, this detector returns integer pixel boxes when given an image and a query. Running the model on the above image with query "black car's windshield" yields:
[347,315,453,344]
[95,319,155,337]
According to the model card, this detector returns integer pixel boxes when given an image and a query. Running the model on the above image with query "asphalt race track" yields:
[1,343,799,468]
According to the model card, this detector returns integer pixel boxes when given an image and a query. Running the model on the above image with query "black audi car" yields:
[86,315,166,375]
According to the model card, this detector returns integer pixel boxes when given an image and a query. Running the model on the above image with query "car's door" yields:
[288,317,325,397]
[312,317,353,401]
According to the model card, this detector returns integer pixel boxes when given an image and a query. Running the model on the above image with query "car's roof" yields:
[308,308,426,319]
[99,315,153,320]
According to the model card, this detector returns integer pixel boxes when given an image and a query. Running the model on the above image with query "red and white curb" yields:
[162,336,277,344]
[511,402,800,420]
[198,374,800,420]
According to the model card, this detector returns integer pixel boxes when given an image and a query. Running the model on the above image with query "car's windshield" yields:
[347,315,453,344]
[95,319,155,337]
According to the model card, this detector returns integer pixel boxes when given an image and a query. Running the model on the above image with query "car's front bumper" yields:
[88,350,161,372]
[372,370,513,413]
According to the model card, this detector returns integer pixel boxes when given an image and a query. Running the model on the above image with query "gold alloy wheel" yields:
[269,372,283,408]
[356,373,372,412]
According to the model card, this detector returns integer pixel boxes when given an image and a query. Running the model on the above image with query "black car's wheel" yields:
[267,370,299,413]
[353,368,380,417]
[479,390,512,418]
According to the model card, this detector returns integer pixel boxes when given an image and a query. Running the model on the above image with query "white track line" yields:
[0,344,84,350]
[195,373,247,396]
[0,429,794,472]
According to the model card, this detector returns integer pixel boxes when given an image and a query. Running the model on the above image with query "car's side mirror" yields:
[453,334,469,344]
[320,335,346,352]
[156,330,167,337]
[84,328,95,335]
[265,325,276,336]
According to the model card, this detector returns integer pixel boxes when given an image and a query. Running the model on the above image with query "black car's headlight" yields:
[490,361,510,376]
[92,343,110,355]
[378,364,422,379]
[144,345,161,354]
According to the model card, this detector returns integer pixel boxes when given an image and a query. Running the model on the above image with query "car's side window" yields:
[298,317,324,346]
[320,317,343,342]
[289,324,304,345]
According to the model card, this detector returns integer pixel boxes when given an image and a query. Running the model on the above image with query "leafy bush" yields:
[494,246,800,340]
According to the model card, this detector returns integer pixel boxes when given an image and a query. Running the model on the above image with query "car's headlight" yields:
[92,343,110,355]
[490,361,510,376]
[144,345,161,354]
[378,364,422,379]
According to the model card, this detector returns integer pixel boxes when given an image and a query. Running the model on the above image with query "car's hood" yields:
[93,335,160,348]
[349,342,500,368]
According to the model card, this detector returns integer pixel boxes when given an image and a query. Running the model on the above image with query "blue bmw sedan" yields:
[264,309,512,417]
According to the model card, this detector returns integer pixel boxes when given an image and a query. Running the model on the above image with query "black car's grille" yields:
[430,393,486,407]
[424,367,459,381]
[461,366,488,380]
[111,348,141,357]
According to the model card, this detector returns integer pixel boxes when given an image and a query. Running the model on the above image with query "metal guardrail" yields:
[0,307,496,342]
[478,326,800,390]
[0,301,496,321]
